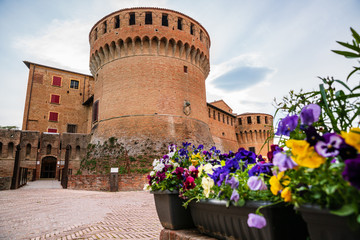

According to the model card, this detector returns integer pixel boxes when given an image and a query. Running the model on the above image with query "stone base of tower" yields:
[90,114,214,155]
[212,136,239,153]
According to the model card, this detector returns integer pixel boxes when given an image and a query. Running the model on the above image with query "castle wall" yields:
[235,113,274,157]
[207,104,238,152]
[22,62,94,134]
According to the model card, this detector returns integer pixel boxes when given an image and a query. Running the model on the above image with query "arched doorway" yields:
[40,156,57,178]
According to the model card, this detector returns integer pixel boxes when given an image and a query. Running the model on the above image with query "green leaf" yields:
[334,80,352,92]
[330,204,355,216]
[325,185,338,195]
[357,214,360,224]
[237,198,246,207]
[336,41,360,54]
[332,50,360,58]
[350,27,360,44]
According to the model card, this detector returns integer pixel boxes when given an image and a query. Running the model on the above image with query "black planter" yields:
[151,190,194,230]
[189,199,309,240]
[299,205,360,240]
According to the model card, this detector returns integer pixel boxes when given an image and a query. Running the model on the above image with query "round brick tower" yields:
[88,7,214,154]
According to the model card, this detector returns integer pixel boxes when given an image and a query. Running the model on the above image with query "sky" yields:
[0,0,359,128]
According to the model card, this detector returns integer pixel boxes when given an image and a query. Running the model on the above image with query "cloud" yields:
[208,54,275,92]
[13,19,92,73]
[213,66,274,91]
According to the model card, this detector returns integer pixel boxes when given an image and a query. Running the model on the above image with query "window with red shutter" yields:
[49,112,59,122]
[48,128,57,133]
[52,76,62,86]
[92,100,99,123]
[50,94,60,104]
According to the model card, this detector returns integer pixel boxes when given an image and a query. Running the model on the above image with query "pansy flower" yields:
[314,133,343,157]
[275,115,299,136]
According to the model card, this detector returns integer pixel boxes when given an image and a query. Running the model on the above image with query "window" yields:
[0,142,2,156]
[238,118,242,125]
[114,15,120,28]
[184,66,188,73]
[92,100,99,123]
[49,112,59,122]
[231,118,233,126]
[46,144,52,154]
[129,12,135,25]
[162,14,168,26]
[218,112,220,121]
[145,12,152,25]
[103,21,107,33]
[208,108,210,117]
[265,116,268,124]
[47,128,57,133]
[26,144,31,158]
[200,30,203,41]
[223,114,225,123]
[70,80,79,89]
[52,76,62,86]
[247,116,252,124]
[50,94,60,104]
[177,18,182,30]
[227,116,229,124]
[8,142,14,158]
[190,23,194,35]
[249,147,256,153]
[67,124,77,133]
[257,116,261,124]
[213,110,215,119]
[94,28,98,40]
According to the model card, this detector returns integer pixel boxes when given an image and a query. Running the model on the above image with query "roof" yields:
[209,100,233,112]
[207,102,236,117]
[23,61,93,78]
[237,112,273,117]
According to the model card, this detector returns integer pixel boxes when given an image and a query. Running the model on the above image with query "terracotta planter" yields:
[151,190,194,230]
[299,205,360,240]
[189,199,308,240]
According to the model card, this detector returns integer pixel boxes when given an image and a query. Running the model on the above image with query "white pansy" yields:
[173,162,179,168]
[143,183,150,191]
[150,171,155,177]
[152,159,159,167]
[154,163,165,172]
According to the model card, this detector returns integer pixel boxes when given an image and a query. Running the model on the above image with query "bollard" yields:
[110,168,119,192]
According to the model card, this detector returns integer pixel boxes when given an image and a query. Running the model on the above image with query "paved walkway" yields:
[0,180,162,240]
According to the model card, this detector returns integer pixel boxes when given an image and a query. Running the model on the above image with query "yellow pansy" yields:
[286,139,325,168]
[281,187,292,202]
[341,127,360,152]
[201,177,214,198]
[270,171,291,196]
[191,153,201,166]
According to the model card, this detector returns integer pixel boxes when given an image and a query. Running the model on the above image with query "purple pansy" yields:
[315,133,343,157]
[225,176,239,189]
[267,145,283,162]
[275,115,299,136]
[304,126,324,146]
[224,158,240,173]
[247,213,267,229]
[300,104,321,126]
[342,154,360,190]
[230,189,239,202]
[273,152,298,171]
[248,163,273,177]
[247,176,267,190]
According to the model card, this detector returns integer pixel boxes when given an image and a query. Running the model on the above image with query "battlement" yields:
[89,8,210,77]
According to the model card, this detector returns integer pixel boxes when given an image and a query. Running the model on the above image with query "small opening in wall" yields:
[222,132,225,136]
[184,66,188,73]
[247,116,252,124]
[257,116,261,124]
[190,23,194,35]
[178,17,183,30]
[129,12,135,25]
[155,29,158,32]
[145,12,152,25]
[162,13,168,26]
[114,15,120,28]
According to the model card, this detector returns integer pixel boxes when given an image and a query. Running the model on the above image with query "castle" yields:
[0,8,273,190]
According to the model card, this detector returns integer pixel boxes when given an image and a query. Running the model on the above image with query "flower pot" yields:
[189,199,309,240]
[151,190,194,230]
[299,205,360,240]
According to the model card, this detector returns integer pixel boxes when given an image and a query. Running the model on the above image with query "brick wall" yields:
[67,173,148,191]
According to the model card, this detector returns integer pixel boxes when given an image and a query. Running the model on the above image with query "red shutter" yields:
[92,101,99,122]
[48,128,57,133]
[49,112,59,122]
[50,94,60,104]
[52,76,62,86]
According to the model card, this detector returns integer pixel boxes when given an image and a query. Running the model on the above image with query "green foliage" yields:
[0,126,19,130]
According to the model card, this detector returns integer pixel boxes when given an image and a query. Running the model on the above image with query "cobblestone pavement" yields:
[0,180,163,240]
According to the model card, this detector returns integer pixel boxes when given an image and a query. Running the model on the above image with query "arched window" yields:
[46,144,52,155]
[8,142,14,158]
[26,144,31,158]
[76,146,80,160]
[0,142,2,157]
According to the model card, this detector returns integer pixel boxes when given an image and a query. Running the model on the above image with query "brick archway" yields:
[40,156,57,179]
